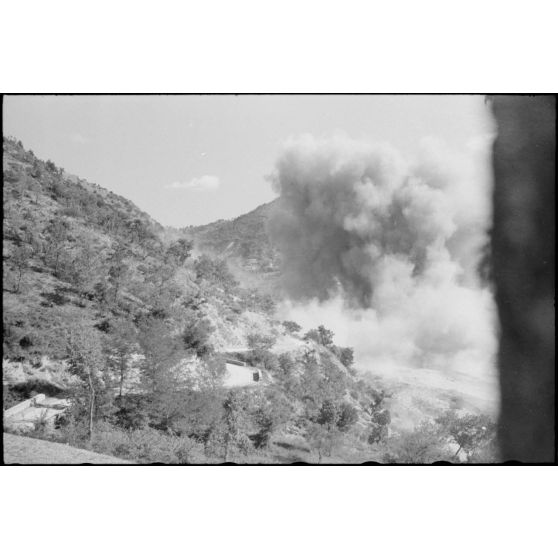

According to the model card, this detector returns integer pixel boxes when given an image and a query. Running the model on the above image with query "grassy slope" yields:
[3,433,131,464]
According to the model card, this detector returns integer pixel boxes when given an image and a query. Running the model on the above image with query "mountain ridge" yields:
[183,199,280,272]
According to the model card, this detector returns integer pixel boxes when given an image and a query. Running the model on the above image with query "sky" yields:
[3,95,494,227]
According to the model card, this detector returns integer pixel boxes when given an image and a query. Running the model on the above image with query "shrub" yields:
[91,422,206,464]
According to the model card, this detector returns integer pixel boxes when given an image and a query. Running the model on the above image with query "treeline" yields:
[8,318,394,463]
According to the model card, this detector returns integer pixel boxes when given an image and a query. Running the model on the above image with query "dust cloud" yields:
[269,134,497,378]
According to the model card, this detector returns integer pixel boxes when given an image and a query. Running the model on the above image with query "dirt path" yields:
[3,433,132,464]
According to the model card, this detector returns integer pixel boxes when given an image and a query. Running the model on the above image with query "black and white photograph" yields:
[2,94,554,465]
[1,4,556,558]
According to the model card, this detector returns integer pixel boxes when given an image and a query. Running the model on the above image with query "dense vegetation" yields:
[2,136,497,463]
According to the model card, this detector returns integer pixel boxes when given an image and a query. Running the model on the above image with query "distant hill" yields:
[184,200,280,273]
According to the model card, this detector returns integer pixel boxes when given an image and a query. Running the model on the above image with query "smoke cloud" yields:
[269,134,497,379]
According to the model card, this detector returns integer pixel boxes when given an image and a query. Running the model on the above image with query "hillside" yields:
[185,200,279,271]
[3,136,169,363]
[2,136,498,464]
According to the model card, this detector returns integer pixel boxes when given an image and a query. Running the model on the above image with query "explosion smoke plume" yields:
[269,135,497,377]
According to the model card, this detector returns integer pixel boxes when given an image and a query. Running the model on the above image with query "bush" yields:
[91,422,206,463]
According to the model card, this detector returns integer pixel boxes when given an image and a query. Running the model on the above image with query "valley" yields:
[2,135,498,464]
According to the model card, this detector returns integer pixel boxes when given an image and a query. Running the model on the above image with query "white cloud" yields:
[165,175,220,192]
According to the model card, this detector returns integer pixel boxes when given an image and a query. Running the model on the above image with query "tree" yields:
[295,354,348,419]
[383,421,450,464]
[175,390,225,443]
[10,244,32,293]
[306,421,342,463]
[165,238,193,267]
[107,244,129,301]
[65,324,108,439]
[337,402,359,431]
[106,319,137,397]
[317,399,340,429]
[250,388,293,449]
[44,219,70,275]
[360,386,391,445]
[435,411,496,460]
[304,325,334,348]
[317,400,358,433]
[137,318,191,430]
[278,352,296,376]
[222,391,252,461]
[45,160,57,173]
[140,260,174,297]
[70,240,106,294]
[182,312,215,357]
[112,394,150,430]
[282,320,302,334]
